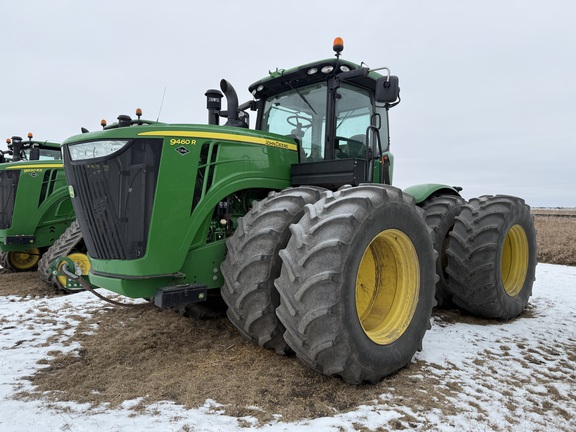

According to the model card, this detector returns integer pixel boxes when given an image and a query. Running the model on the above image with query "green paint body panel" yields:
[0,153,75,253]
[403,183,461,204]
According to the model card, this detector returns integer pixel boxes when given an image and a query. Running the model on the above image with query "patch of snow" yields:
[1,263,575,431]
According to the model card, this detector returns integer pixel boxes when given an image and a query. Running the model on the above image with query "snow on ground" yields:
[1,263,575,432]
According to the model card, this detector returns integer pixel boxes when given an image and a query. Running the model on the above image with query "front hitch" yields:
[50,257,85,292]
[50,257,145,308]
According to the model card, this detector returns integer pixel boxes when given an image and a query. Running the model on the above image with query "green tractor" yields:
[59,38,537,383]
[0,133,88,290]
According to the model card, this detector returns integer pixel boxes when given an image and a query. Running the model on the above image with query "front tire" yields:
[220,186,324,354]
[446,195,537,320]
[275,185,437,384]
[0,248,42,272]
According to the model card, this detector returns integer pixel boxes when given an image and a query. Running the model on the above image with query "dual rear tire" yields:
[446,195,537,320]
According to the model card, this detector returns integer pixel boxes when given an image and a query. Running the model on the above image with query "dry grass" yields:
[17,304,388,423]
[533,209,576,266]
[0,268,61,298]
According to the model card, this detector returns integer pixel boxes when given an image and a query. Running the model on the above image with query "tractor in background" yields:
[0,134,87,291]
[58,38,537,383]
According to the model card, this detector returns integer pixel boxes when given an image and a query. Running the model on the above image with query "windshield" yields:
[261,82,327,160]
[22,147,62,161]
[261,81,382,162]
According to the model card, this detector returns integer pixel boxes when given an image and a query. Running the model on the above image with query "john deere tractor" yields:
[59,39,537,383]
[0,134,88,290]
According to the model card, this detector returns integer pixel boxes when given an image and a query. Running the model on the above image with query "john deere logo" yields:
[68,185,75,198]
[175,146,190,156]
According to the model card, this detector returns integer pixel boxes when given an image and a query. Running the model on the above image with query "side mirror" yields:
[30,146,40,161]
[375,75,400,103]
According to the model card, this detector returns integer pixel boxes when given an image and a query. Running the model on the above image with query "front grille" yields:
[64,139,162,260]
[0,170,20,229]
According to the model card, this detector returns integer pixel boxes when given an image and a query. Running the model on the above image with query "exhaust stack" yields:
[220,80,246,128]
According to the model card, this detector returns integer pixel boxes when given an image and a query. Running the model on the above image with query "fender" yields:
[403,183,462,204]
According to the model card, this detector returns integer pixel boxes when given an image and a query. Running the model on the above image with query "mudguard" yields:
[403,183,462,204]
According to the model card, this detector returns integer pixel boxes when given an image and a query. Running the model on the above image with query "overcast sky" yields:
[1,0,574,207]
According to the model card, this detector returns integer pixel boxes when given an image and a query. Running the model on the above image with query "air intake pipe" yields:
[11,136,22,162]
[205,89,223,125]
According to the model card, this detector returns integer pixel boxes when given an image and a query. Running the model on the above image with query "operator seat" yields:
[347,134,367,159]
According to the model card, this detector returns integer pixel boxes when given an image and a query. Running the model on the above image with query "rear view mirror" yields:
[375,75,400,103]
[30,146,40,161]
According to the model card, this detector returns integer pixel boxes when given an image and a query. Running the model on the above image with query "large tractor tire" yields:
[37,220,88,293]
[446,195,537,320]
[0,248,42,272]
[221,186,324,354]
[420,195,466,307]
[275,184,437,384]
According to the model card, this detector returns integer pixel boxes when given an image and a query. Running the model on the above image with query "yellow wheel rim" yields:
[501,224,528,297]
[355,229,420,345]
[8,248,41,270]
[57,253,91,287]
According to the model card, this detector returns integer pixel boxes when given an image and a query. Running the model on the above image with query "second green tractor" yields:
[0,134,88,290]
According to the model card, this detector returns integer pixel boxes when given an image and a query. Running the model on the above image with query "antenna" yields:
[156,86,167,121]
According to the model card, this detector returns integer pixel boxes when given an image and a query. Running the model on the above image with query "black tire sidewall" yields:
[493,202,537,316]
[339,199,436,373]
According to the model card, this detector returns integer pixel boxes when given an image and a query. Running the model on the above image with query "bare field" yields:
[531,207,576,217]
[533,208,576,266]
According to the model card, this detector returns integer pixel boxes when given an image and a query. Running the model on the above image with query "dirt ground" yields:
[5,270,565,428]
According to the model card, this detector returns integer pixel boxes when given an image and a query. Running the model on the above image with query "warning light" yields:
[333,37,344,57]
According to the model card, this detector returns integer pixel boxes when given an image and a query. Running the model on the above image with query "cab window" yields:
[261,82,327,161]
[334,84,373,159]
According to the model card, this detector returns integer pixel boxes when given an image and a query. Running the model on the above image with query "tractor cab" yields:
[222,38,400,189]
[5,133,62,162]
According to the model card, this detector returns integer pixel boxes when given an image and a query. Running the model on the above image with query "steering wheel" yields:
[287,115,312,130]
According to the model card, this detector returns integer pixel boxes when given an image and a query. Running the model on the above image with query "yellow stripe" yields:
[138,130,298,152]
[6,163,63,170]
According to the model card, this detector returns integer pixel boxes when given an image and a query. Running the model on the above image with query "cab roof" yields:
[248,58,384,100]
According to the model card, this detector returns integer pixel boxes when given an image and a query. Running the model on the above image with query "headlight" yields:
[68,140,130,161]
